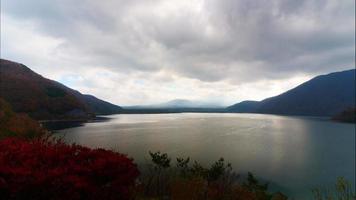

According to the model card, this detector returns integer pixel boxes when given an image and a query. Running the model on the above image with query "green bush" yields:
[137,151,282,200]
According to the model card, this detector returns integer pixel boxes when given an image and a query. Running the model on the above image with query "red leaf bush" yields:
[0,137,139,200]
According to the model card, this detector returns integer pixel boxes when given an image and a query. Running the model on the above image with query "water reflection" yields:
[55,113,355,199]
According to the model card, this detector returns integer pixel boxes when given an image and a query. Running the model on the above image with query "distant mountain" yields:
[122,99,225,114]
[157,99,203,108]
[126,99,223,109]
[0,59,122,120]
[227,69,355,116]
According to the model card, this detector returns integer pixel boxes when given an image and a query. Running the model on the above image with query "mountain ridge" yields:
[227,69,355,116]
[125,99,223,109]
[0,59,122,120]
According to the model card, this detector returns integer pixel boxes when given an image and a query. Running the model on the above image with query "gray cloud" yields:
[3,0,354,80]
[1,0,354,104]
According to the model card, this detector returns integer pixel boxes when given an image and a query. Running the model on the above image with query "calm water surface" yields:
[56,113,355,199]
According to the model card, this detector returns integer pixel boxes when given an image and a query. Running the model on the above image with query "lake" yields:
[55,113,355,199]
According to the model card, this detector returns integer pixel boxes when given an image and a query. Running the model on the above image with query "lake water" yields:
[55,113,355,199]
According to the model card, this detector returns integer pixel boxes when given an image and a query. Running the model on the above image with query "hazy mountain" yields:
[126,99,223,109]
[227,69,355,116]
[153,99,223,108]
[0,59,122,120]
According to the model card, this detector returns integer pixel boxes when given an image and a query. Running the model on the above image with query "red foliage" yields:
[0,138,139,200]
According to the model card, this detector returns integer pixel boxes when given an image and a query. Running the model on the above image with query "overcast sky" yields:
[1,0,354,106]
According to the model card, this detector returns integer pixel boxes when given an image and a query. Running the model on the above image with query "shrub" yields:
[243,172,272,200]
[142,151,172,197]
[312,177,355,200]
[332,107,356,123]
[0,137,139,200]
[0,98,45,139]
[138,151,281,200]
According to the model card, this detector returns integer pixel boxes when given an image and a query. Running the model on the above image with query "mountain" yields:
[122,99,225,114]
[0,59,122,120]
[156,99,203,108]
[82,95,122,115]
[226,101,260,113]
[127,99,223,109]
[227,69,355,116]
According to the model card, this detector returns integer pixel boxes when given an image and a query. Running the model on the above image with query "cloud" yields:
[1,0,354,105]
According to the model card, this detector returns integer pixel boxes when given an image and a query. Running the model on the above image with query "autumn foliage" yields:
[0,137,139,200]
[0,59,92,120]
[0,98,46,139]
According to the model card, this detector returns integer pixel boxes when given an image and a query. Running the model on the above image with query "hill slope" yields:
[0,59,122,120]
[226,101,260,113]
[227,69,355,116]
[82,95,122,115]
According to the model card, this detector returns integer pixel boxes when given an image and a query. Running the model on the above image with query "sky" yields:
[1,0,354,106]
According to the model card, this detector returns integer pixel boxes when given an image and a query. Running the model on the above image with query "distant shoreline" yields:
[40,116,111,131]
[39,116,110,123]
[40,109,355,132]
